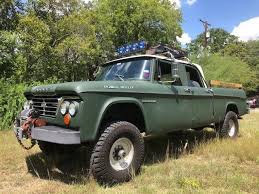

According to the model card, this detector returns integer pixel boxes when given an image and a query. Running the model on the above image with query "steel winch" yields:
[14,109,47,150]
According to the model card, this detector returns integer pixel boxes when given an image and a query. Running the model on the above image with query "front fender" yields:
[93,97,148,139]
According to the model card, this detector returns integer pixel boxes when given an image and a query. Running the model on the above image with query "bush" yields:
[0,78,60,130]
[0,81,26,130]
[193,54,258,92]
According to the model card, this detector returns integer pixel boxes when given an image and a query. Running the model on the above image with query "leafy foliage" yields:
[54,10,102,81]
[188,28,238,55]
[94,0,182,47]
[189,28,259,92]
[243,40,259,68]
[17,15,51,82]
[0,0,23,31]
[221,42,247,60]
[193,54,257,91]
[0,31,20,79]
[0,81,26,130]
[221,40,259,91]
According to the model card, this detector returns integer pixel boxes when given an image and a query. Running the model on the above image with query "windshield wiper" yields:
[115,74,124,81]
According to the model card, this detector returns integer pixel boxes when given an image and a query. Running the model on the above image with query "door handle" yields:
[184,88,191,93]
[206,88,213,93]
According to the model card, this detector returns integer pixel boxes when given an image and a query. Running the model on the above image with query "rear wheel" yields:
[218,111,239,138]
[90,121,145,185]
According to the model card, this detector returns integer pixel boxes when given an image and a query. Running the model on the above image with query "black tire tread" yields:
[90,121,144,185]
[219,111,239,138]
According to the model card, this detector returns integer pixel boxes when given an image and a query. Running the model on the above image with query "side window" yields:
[159,61,171,81]
[157,61,182,86]
[185,66,204,87]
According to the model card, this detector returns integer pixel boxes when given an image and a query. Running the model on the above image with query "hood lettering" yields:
[104,85,134,89]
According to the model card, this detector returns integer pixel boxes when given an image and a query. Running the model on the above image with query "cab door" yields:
[144,60,193,133]
[184,65,214,127]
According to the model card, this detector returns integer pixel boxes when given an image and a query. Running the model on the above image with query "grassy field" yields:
[0,111,259,194]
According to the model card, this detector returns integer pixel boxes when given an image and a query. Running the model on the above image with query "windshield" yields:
[95,58,153,81]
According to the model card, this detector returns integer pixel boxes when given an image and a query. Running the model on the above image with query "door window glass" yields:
[185,66,204,87]
[158,61,182,86]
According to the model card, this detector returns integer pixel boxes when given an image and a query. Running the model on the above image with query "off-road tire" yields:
[218,111,239,138]
[90,121,145,185]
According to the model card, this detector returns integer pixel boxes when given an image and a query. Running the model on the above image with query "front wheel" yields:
[218,111,239,138]
[90,121,145,185]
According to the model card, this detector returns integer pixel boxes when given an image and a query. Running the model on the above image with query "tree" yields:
[221,40,259,91]
[244,40,259,68]
[14,0,183,82]
[193,54,257,92]
[188,28,238,55]
[55,10,102,81]
[16,0,100,82]
[17,15,51,82]
[0,0,24,31]
[0,31,22,80]
[0,0,24,81]
[244,40,259,91]
[94,0,182,50]
[221,42,247,61]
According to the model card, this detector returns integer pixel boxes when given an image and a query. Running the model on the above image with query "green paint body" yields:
[24,56,248,143]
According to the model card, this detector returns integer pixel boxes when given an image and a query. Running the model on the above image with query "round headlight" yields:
[60,101,69,115]
[69,101,78,116]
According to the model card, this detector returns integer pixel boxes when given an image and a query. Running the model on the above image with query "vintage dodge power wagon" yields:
[15,44,248,185]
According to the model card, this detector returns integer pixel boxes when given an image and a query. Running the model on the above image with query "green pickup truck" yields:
[15,46,248,185]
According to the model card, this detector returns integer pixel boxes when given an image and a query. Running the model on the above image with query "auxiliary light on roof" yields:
[117,41,147,56]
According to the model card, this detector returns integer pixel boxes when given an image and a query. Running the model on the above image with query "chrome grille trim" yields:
[31,96,61,117]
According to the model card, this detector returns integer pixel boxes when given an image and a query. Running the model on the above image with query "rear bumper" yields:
[31,126,81,145]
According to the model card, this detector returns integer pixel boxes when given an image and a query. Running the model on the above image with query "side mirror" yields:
[172,74,180,80]
[172,63,180,81]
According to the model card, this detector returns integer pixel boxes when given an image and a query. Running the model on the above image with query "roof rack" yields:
[146,44,187,60]
[115,41,188,60]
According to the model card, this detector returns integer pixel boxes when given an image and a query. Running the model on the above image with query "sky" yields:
[175,0,259,45]
[23,0,259,45]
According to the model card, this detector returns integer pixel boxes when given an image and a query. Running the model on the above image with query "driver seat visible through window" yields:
[185,66,203,87]
[158,60,182,86]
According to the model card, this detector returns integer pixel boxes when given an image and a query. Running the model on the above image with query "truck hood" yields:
[25,81,156,96]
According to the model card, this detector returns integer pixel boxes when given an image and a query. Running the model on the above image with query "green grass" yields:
[0,111,259,194]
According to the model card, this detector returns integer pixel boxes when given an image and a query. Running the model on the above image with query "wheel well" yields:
[100,103,146,133]
[226,104,239,115]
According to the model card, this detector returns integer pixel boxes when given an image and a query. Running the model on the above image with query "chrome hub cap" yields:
[109,137,134,171]
[228,119,236,137]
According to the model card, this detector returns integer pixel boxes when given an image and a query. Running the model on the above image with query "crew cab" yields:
[15,45,248,185]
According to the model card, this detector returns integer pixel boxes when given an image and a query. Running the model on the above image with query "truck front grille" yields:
[31,96,61,117]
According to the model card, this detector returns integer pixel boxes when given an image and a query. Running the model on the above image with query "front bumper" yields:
[31,126,81,145]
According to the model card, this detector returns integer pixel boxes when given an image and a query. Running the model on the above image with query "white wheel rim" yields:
[228,119,236,137]
[109,137,134,171]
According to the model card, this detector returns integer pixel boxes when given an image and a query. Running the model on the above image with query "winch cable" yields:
[15,131,36,150]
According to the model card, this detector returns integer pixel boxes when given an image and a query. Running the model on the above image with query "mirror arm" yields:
[158,78,178,84]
